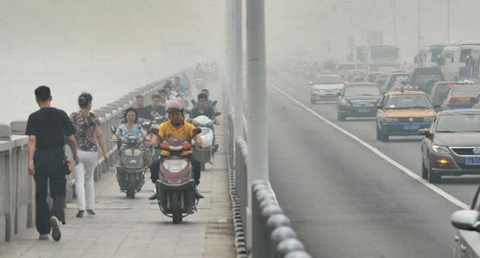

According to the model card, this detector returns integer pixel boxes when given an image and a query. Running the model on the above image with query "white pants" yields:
[74,150,98,210]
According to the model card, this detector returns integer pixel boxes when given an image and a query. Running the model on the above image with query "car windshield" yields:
[391,75,409,85]
[413,73,444,86]
[371,48,399,62]
[344,86,380,97]
[315,76,343,84]
[436,114,480,132]
[451,86,480,95]
[338,64,355,71]
[385,95,432,109]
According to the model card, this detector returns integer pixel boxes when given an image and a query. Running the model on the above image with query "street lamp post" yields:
[418,0,421,50]
[393,0,397,46]
[447,0,450,41]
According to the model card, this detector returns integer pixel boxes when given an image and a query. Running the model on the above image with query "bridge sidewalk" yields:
[0,127,235,258]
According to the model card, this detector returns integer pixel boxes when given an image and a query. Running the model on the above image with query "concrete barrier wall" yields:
[0,70,190,244]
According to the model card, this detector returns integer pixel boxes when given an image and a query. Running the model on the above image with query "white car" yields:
[310,75,344,104]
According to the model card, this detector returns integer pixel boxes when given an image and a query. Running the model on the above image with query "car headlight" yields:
[383,117,399,122]
[341,99,351,106]
[423,117,434,122]
[432,145,450,155]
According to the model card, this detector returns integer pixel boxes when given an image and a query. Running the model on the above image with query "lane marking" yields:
[270,82,469,210]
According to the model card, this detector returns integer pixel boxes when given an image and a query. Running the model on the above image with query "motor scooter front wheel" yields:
[171,192,183,224]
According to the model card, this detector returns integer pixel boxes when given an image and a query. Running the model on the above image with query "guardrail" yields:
[0,71,190,244]
[227,112,312,258]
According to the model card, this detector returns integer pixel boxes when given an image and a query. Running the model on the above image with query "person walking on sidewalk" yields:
[26,86,79,242]
[70,93,109,218]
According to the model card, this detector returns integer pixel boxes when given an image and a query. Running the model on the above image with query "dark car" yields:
[441,85,480,110]
[420,109,480,183]
[451,185,480,258]
[336,83,381,120]
[407,67,445,92]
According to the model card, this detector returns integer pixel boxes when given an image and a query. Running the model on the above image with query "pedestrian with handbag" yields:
[26,86,79,242]
[70,93,109,218]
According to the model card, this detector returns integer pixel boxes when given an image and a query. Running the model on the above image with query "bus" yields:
[349,45,400,71]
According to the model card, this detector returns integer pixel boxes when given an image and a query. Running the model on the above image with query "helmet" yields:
[166,100,183,113]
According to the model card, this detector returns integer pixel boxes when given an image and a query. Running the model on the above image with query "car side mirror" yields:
[376,104,383,109]
[336,92,342,97]
[418,128,430,137]
[434,104,441,109]
[451,210,480,232]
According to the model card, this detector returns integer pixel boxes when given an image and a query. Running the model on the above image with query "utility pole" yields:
[246,0,268,251]
[233,0,243,140]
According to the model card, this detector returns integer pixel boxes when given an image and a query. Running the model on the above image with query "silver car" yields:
[309,75,344,104]
[451,186,480,258]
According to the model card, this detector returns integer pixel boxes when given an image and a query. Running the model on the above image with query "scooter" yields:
[111,127,147,199]
[151,128,201,224]
[190,112,221,170]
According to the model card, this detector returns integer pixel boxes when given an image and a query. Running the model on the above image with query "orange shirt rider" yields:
[157,120,200,156]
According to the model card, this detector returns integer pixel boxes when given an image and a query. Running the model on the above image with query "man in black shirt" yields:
[144,94,166,120]
[26,86,79,241]
[134,95,150,120]
[189,93,219,125]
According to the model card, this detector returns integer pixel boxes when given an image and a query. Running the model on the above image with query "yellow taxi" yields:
[376,90,436,141]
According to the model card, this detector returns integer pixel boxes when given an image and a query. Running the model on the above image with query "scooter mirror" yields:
[110,126,117,134]
[191,99,197,106]
[185,109,191,115]
[214,112,222,117]
[212,100,217,107]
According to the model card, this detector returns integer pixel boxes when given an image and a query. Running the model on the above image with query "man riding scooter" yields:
[148,100,203,200]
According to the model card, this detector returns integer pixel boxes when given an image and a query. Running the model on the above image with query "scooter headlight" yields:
[163,160,188,173]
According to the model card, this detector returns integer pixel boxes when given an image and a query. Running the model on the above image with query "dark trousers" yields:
[33,149,66,235]
[150,155,201,185]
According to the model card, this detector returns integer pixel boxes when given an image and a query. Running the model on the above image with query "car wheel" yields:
[421,156,428,179]
[378,125,389,142]
[427,158,441,183]
[376,125,381,140]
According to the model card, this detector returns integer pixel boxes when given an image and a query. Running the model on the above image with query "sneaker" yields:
[76,210,84,218]
[195,186,204,199]
[86,209,96,216]
[49,216,61,242]
[39,234,49,240]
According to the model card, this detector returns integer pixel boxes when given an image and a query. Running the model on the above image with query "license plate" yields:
[466,157,480,165]
[358,108,371,113]
[403,124,420,130]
